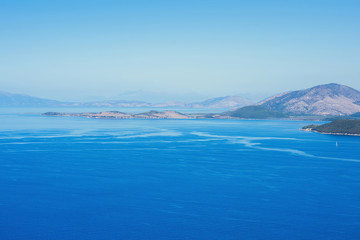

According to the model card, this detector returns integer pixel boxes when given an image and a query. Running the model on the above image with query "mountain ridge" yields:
[3,83,360,116]
[0,91,66,107]
[0,91,252,109]
[258,83,360,116]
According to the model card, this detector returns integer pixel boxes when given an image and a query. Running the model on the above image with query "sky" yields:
[0,0,359,102]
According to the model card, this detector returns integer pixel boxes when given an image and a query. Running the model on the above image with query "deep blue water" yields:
[1,112,360,240]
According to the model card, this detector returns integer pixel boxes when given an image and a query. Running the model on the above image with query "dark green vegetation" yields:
[302,124,319,130]
[322,112,360,121]
[303,120,360,135]
[227,105,288,119]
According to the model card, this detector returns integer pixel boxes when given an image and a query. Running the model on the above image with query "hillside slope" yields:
[0,91,65,107]
[259,83,360,116]
[303,120,360,135]
[226,105,288,119]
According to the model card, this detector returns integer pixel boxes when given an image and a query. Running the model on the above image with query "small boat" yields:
[336,141,338,147]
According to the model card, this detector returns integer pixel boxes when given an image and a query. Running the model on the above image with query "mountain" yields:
[0,91,151,108]
[138,96,253,108]
[75,96,252,108]
[0,91,66,107]
[0,90,252,109]
[226,105,288,119]
[258,83,360,116]
[187,96,253,109]
[79,100,151,107]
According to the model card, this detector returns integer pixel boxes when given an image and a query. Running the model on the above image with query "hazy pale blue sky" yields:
[0,0,359,101]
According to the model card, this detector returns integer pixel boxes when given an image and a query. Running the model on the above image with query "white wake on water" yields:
[191,132,360,163]
[116,129,182,139]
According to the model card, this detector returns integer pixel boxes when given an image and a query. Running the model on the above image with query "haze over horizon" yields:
[1,0,359,102]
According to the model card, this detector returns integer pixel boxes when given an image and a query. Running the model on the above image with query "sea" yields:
[0,108,360,240]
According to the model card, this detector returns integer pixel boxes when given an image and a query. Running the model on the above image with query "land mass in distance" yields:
[43,110,230,119]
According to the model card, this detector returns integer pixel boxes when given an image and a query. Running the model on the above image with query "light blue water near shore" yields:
[1,112,360,240]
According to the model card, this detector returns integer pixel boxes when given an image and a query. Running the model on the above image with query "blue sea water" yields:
[0,111,360,240]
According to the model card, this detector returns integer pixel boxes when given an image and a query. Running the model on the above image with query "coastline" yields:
[301,128,360,136]
[41,111,325,121]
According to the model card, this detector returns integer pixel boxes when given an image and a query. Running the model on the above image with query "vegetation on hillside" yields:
[303,120,360,135]
[227,105,288,119]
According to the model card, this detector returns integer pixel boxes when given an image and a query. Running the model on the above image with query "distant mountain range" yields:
[0,91,253,109]
[0,91,64,107]
[3,83,360,117]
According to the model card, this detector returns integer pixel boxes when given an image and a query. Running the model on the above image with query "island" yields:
[43,111,195,119]
[41,110,230,119]
[42,108,293,120]
[302,120,360,136]
[42,104,296,121]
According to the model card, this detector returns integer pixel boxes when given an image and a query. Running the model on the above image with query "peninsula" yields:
[302,120,360,136]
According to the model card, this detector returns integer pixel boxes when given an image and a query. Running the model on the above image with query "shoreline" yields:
[41,111,324,121]
[302,128,360,136]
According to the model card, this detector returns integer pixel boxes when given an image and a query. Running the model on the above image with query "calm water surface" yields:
[0,111,360,239]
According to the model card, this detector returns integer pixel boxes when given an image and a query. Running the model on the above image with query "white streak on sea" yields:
[191,132,360,163]
[115,129,182,139]
[0,129,181,140]
[2,128,360,163]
